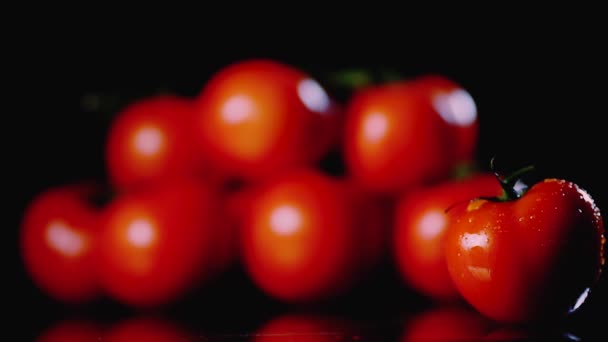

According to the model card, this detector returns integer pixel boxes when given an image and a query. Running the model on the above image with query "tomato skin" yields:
[105,317,192,342]
[253,314,355,342]
[35,320,103,342]
[241,169,383,302]
[343,76,478,193]
[194,59,340,181]
[105,95,209,190]
[445,178,605,323]
[394,174,503,301]
[97,178,229,307]
[20,184,101,303]
[400,306,494,342]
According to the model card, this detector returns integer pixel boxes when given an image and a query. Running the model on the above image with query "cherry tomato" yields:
[400,306,494,342]
[412,74,479,164]
[445,178,605,323]
[105,94,211,190]
[105,317,192,342]
[194,59,341,181]
[394,173,503,301]
[35,320,103,342]
[343,76,478,193]
[97,178,230,307]
[241,169,384,302]
[20,184,101,303]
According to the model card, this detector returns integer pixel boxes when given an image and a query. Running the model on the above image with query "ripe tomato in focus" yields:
[194,59,341,181]
[343,76,478,193]
[445,178,605,323]
[105,317,192,342]
[412,75,478,164]
[241,169,385,302]
[97,178,231,307]
[106,95,211,190]
[400,306,493,342]
[394,173,502,301]
[35,320,103,342]
[20,184,101,303]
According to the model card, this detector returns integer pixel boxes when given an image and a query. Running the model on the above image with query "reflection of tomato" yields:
[106,95,209,190]
[254,314,354,342]
[194,59,340,181]
[242,169,385,302]
[394,173,502,301]
[343,76,478,193]
[400,306,494,342]
[98,178,229,307]
[35,320,102,342]
[105,317,191,342]
[445,178,605,323]
[20,184,101,303]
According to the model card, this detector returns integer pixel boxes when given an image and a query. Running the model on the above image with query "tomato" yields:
[105,317,192,342]
[97,178,230,307]
[445,178,605,323]
[343,76,478,193]
[400,306,494,342]
[194,59,341,181]
[105,94,211,190]
[35,320,103,342]
[394,173,503,301]
[241,169,385,302]
[253,314,355,342]
[412,74,478,164]
[20,184,101,303]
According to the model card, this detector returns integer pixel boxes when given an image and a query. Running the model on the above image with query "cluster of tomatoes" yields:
[20,59,605,324]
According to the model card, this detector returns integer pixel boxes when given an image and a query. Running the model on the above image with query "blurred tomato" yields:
[194,59,341,181]
[106,94,213,190]
[253,314,355,342]
[97,178,231,307]
[105,317,192,342]
[394,173,502,301]
[343,76,478,193]
[20,184,101,303]
[400,306,494,342]
[241,169,386,302]
[35,320,103,342]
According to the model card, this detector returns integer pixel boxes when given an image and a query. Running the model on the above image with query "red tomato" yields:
[343,76,478,193]
[400,306,494,342]
[97,178,230,307]
[394,173,503,301]
[35,320,103,342]
[412,75,479,164]
[445,178,605,323]
[253,314,355,342]
[241,169,385,302]
[194,59,341,181]
[105,317,192,342]
[105,94,212,190]
[20,184,101,303]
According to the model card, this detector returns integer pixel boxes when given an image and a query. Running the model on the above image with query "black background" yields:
[9,25,607,340]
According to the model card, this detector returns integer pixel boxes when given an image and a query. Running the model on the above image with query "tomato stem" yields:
[490,157,535,201]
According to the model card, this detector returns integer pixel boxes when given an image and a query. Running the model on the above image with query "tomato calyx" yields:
[483,157,535,202]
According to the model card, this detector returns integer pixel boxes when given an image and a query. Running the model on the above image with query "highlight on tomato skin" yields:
[20,183,102,304]
[194,59,341,182]
[393,173,503,302]
[241,169,387,303]
[444,178,606,323]
[35,320,103,342]
[97,177,233,308]
[105,94,215,190]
